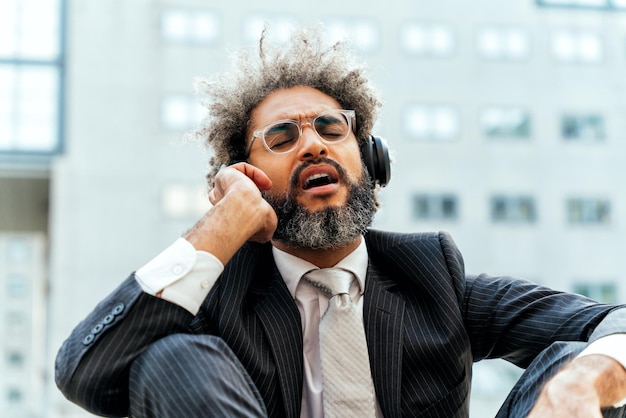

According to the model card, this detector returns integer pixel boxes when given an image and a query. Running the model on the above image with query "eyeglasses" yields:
[246,109,356,156]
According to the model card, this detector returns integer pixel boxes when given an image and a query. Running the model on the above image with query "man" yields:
[56,26,626,417]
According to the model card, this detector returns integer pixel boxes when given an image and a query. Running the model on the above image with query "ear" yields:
[360,135,391,188]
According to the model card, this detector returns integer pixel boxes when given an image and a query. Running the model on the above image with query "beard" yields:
[262,159,377,250]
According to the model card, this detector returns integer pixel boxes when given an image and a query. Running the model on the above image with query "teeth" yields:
[304,173,333,189]
[307,173,329,182]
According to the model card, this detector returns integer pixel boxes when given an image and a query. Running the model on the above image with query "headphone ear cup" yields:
[360,135,391,188]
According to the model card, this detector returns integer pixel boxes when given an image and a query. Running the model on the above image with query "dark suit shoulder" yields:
[365,229,466,305]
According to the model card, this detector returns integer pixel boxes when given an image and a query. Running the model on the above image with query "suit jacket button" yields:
[102,314,115,324]
[82,334,95,346]
[112,303,125,315]
[91,323,104,334]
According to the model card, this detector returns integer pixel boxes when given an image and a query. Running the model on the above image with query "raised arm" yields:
[55,163,278,415]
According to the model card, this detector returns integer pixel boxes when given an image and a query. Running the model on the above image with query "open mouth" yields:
[303,173,339,190]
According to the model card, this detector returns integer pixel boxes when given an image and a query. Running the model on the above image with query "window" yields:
[482,107,530,139]
[573,282,617,303]
[561,114,605,141]
[6,350,24,367]
[7,387,22,403]
[6,312,27,335]
[0,0,64,155]
[161,183,211,218]
[161,9,220,44]
[537,0,626,10]
[552,31,603,63]
[413,194,459,220]
[161,95,205,131]
[491,196,536,222]
[400,22,455,57]
[7,274,28,297]
[404,105,459,141]
[5,237,33,263]
[477,27,530,60]
[324,19,381,52]
[567,198,610,224]
[242,15,299,46]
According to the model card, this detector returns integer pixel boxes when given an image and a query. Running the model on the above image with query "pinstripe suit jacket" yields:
[56,230,625,417]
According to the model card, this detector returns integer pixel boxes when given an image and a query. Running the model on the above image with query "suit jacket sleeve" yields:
[55,274,195,416]
[461,269,626,368]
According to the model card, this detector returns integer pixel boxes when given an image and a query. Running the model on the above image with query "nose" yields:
[297,122,328,161]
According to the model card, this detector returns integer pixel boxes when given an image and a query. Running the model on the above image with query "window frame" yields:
[0,0,66,158]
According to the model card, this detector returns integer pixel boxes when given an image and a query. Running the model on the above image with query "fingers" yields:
[229,162,273,191]
[209,163,271,205]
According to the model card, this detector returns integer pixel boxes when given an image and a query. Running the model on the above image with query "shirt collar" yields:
[272,237,368,299]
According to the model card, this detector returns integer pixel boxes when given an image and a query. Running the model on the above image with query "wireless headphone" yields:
[360,135,391,188]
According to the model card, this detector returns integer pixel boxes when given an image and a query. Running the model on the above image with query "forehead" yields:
[250,86,342,129]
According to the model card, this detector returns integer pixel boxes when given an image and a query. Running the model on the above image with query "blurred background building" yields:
[1,0,625,416]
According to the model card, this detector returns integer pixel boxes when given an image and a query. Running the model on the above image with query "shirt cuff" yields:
[578,334,626,407]
[160,251,223,314]
[135,238,224,315]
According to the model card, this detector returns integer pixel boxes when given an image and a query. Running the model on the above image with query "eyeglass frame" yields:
[245,109,356,157]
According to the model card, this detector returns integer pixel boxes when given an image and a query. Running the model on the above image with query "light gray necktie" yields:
[303,268,377,418]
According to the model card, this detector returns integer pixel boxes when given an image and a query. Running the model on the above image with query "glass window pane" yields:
[0,1,18,57]
[562,114,605,140]
[161,11,188,41]
[577,0,607,5]
[402,26,427,53]
[553,31,602,63]
[573,282,617,303]
[18,0,60,59]
[402,23,454,57]
[579,34,602,61]
[482,107,530,138]
[541,0,575,4]
[405,105,459,140]
[567,198,610,223]
[478,29,501,58]
[161,95,204,130]
[413,194,458,220]
[478,27,529,60]
[506,31,530,58]
[242,15,298,46]
[325,19,380,52]
[431,26,454,54]
[161,10,220,44]
[491,196,536,222]
[5,66,60,152]
[192,13,220,43]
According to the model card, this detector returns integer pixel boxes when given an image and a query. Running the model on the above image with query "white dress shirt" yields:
[135,237,626,413]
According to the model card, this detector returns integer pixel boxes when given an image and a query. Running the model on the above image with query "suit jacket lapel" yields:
[253,267,303,418]
[364,262,405,418]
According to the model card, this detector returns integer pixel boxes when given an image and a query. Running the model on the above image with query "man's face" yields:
[247,86,365,212]
[246,86,376,249]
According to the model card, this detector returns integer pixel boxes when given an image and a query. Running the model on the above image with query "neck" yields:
[271,236,362,268]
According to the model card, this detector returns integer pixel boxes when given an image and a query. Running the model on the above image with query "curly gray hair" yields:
[192,24,383,187]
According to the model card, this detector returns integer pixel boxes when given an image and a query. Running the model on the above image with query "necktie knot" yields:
[302,268,354,299]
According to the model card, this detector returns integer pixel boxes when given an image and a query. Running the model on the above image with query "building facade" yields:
[1,0,625,416]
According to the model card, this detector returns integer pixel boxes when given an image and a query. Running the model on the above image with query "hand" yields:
[528,355,626,418]
[185,163,278,264]
[209,162,277,242]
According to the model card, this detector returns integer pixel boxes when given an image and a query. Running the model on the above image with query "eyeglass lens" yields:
[263,111,350,153]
